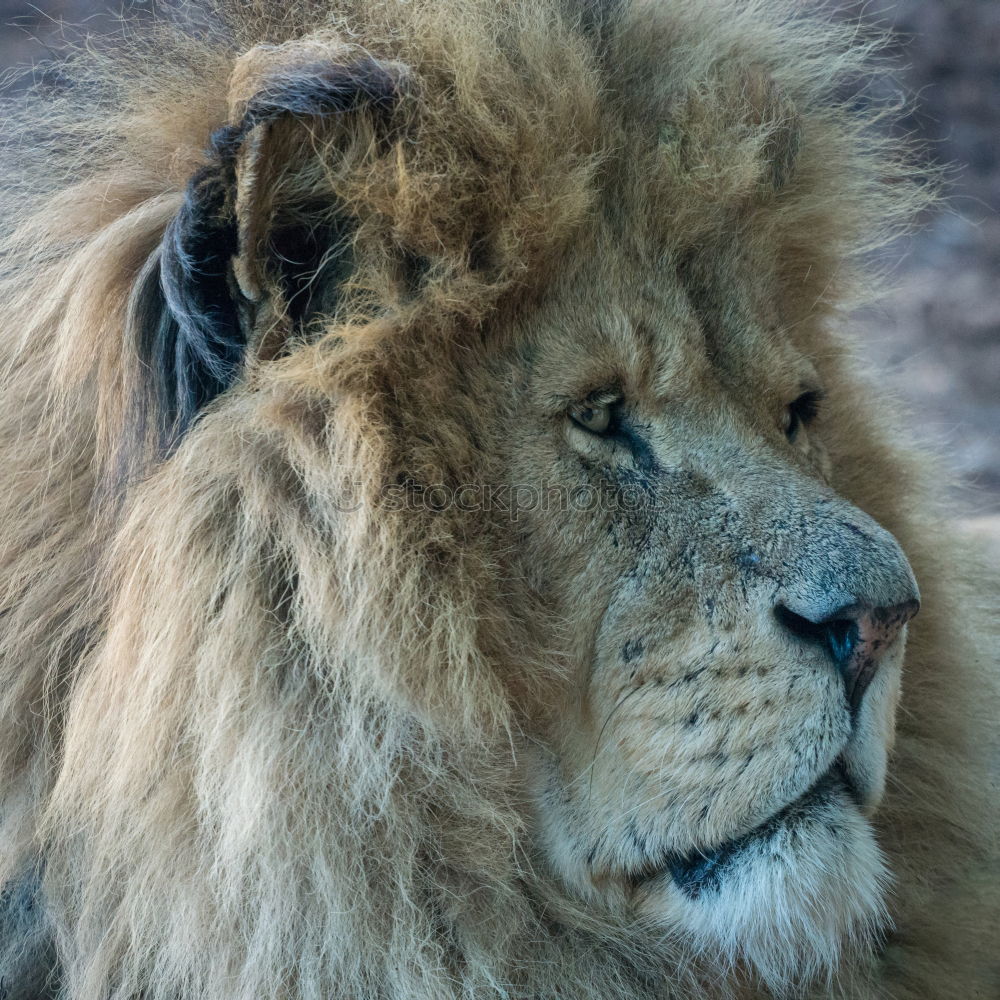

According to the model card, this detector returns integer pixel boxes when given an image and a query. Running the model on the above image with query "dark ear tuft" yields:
[122,47,409,483]
[126,163,241,465]
[219,50,409,158]
[156,165,242,444]
[742,67,801,192]
[235,57,405,133]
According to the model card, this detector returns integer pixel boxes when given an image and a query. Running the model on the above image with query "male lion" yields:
[0,0,996,997]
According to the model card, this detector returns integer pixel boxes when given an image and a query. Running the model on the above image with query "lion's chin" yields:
[633,772,890,993]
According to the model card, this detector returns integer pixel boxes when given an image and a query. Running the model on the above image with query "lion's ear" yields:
[740,65,801,191]
[125,40,409,467]
[660,64,800,201]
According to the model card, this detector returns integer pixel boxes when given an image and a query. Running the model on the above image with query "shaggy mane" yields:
[0,1,996,998]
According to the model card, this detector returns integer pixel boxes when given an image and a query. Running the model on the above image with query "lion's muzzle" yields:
[775,596,920,715]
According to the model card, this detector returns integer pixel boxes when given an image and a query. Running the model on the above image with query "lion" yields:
[0,0,996,997]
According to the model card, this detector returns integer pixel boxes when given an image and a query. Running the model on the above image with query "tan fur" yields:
[0,1,996,998]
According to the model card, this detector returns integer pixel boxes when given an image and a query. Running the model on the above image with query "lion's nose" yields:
[775,599,920,713]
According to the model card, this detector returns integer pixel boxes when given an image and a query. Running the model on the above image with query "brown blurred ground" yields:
[1,0,997,511]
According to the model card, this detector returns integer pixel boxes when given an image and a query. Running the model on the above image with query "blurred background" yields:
[1,0,997,516]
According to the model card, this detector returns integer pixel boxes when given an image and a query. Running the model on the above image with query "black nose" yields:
[775,599,920,713]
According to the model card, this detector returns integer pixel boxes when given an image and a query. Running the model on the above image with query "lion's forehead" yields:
[524,246,815,419]
[250,4,855,366]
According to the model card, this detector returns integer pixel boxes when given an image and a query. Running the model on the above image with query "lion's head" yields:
[514,251,920,985]
[4,2,993,999]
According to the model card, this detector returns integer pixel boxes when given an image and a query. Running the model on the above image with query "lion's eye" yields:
[569,396,616,435]
[783,389,823,443]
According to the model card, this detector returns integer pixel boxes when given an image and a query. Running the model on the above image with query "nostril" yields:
[776,599,916,715]
[775,604,859,673]
[824,618,859,670]
[774,604,828,648]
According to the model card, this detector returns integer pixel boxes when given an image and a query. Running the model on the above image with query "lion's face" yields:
[504,236,919,986]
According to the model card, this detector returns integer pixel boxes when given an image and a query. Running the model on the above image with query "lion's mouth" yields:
[629,763,854,899]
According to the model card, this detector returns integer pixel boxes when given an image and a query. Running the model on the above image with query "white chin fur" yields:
[636,785,890,995]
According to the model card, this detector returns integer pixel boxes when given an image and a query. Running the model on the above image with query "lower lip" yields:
[630,764,851,899]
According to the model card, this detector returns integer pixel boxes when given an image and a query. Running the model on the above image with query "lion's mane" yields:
[0,1,996,998]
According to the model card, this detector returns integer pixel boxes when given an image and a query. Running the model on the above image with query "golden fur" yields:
[0,1,997,997]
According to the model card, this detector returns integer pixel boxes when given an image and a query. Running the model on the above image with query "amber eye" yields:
[569,395,617,435]
[783,389,823,442]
